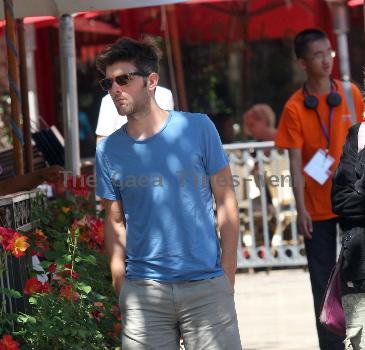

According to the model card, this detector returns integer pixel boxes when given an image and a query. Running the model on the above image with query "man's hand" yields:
[104,200,126,297]
[113,272,125,296]
[210,166,239,290]
[297,207,313,239]
[288,149,312,239]
[221,261,236,288]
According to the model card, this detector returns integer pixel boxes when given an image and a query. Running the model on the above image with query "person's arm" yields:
[332,166,365,216]
[96,135,106,144]
[351,82,365,122]
[332,126,365,216]
[0,165,63,196]
[288,148,313,239]
[210,165,239,287]
[103,199,126,296]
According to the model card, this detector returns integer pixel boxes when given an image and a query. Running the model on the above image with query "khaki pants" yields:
[342,293,365,350]
[119,274,242,350]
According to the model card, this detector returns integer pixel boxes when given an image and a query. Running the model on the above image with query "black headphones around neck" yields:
[303,79,342,110]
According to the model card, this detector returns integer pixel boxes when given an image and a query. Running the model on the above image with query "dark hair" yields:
[294,29,328,59]
[95,36,162,76]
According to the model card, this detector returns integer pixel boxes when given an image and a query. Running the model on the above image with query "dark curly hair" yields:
[95,36,162,76]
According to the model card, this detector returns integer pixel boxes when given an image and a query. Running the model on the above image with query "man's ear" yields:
[147,72,159,92]
[297,58,307,71]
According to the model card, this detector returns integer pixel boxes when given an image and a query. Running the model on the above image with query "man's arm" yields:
[103,199,126,296]
[210,165,239,287]
[96,135,106,144]
[288,148,313,239]
[332,127,365,216]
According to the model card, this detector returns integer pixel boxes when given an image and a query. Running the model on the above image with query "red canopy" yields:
[348,0,363,6]
[0,0,335,42]
[0,12,120,35]
[119,0,332,43]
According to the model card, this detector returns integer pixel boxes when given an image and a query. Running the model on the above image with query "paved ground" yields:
[234,269,320,350]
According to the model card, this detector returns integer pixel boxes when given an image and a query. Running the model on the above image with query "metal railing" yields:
[0,190,44,315]
[224,141,307,269]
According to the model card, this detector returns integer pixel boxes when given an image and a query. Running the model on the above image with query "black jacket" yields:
[331,123,365,292]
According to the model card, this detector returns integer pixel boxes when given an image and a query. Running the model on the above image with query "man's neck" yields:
[306,76,331,95]
[126,101,169,141]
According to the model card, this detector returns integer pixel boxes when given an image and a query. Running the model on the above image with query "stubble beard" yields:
[115,87,150,119]
[117,102,134,117]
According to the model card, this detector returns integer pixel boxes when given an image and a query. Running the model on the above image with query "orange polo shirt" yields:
[275,80,364,221]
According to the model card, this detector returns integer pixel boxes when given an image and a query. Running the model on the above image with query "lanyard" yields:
[313,106,334,151]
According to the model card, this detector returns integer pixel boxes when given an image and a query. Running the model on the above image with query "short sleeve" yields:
[202,115,229,176]
[95,145,119,200]
[351,83,365,123]
[275,104,304,149]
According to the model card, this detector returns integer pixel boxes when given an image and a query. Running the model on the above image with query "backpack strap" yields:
[342,80,356,125]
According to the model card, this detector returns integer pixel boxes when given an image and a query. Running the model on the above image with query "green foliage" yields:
[182,42,234,116]
[15,294,109,350]
[1,190,121,349]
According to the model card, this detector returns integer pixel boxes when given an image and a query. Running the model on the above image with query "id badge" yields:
[303,149,334,185]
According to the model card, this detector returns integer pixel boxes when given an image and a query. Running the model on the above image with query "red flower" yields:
[0,227,14,250]
[0,228,29,258]
[93,301,104,308]
[66,175,89,198]
[6,233,29,258]
[62,264,80,280]
[0,334,20,350]
[91,301,105,321]
[33,229,49,255]
[52,274,67,285]
[60,285,79,302]
[40,281,50,293]
[109,322,122,338]
[23,277,49,295]
[47,177,66,196]
[111,304,122,321]
[48,262,57,274]
[89,217,104,247]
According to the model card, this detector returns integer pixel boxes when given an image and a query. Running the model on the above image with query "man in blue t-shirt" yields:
[95,37,242,350]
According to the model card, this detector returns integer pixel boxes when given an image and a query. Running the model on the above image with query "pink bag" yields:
[319,254,346,337]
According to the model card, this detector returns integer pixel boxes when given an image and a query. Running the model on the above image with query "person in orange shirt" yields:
[276,29,364,350]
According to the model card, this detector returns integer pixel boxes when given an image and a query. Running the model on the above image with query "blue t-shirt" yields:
[95,111,229,281]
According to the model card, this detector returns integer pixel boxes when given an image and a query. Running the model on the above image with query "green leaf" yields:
[28,296,38,305]
[76,283,92,294]
[17,314,37,324]
[64,254,72,262]
[79,255,97,265]
[55,254,71,266]
[44,250,57,260]
[0,288,22,298]
[40,260,52,269]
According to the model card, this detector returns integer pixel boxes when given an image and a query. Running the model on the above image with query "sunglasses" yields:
[99,71,149,91]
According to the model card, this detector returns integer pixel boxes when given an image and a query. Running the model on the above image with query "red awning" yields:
[0,16,57,28]
[348,0,363,6]
[0,12,120,35]
[122,0,327,43]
